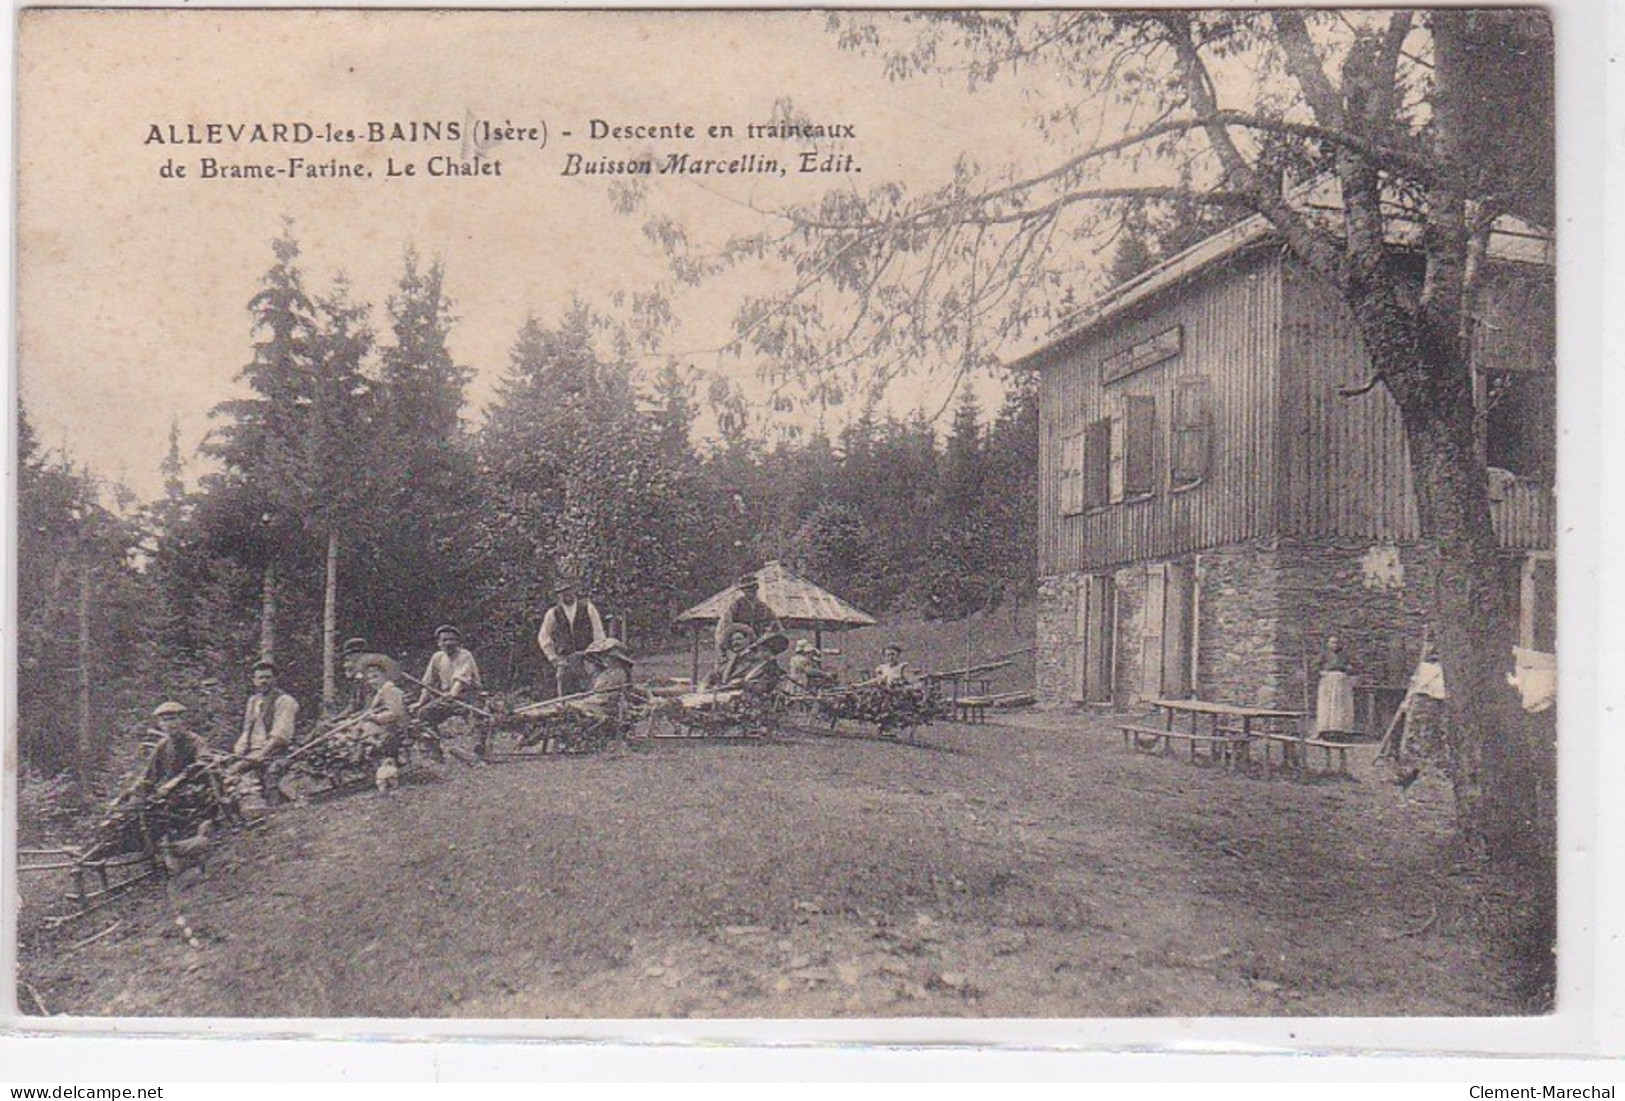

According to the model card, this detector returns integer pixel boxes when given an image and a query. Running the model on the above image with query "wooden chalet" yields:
[1012,211,1555,714]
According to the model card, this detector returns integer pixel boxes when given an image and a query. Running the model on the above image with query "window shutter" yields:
[1060,431,1084,515]
[1123,395,1157,497]
[1172,378,1212,486]
[1083,418,1111,509]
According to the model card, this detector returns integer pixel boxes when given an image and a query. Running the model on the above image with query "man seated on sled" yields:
[572,637,634,721]
[412,624,486,756]
[788,639,834,692]
[412,624,483,715]
[359,657,410,754]
[712,625,788,689]
[709,626,755,688]
[100,701,217,857]
[136,700,210,796]
[338,637,399,719]
[873,644,914,687]
[233,660,299,811]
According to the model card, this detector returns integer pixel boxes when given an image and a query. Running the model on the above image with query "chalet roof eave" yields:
[1006,212,1276,373]
[1006,182,1553,375]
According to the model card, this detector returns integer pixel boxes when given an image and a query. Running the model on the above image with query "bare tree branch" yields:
[1161,12,1349,292]
[1369,11,1417,127]
[1275,11,1346,129]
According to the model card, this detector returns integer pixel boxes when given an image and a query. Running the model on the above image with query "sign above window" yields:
[1102,325,1182,384]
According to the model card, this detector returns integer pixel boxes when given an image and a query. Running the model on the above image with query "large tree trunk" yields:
[1355,299,1539,861]
[259,560,277,663]
[323,530,339,709]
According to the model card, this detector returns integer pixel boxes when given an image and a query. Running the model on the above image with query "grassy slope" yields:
[19,704,1523,1019]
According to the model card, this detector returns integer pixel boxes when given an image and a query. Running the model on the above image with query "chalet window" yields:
[1060,431,1085,516]
[1082,417,1111,510]
[1111,396,1156,501]
[1171,377,1212,488]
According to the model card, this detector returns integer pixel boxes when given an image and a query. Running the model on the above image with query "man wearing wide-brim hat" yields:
[340,637,399,717]
[573,636,634,721]
[537,568,606,698]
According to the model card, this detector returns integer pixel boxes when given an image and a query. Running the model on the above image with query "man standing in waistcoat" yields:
[537,568,606,698]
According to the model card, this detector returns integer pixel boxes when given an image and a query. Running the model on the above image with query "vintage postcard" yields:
[7,4,1606,1059]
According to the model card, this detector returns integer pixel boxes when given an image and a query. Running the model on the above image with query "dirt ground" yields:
[17,709,1537,1019]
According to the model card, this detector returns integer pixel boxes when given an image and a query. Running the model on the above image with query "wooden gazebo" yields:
[675,560,876,684]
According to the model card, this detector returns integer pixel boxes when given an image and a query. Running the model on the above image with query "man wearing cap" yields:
[136,701,209,795]
[538,571,606,698]
[413,625,483,714]
[234,660,299,806]
[715,573,780,667]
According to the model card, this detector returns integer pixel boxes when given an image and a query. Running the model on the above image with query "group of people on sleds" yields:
[114,567,927,859]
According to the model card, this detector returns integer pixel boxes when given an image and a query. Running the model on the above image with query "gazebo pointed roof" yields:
[676,561,876,630]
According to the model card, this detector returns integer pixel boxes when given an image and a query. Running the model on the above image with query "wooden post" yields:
[322,530,338,709]
[76,553,92,800]
[259,560,277,663]
[689,627,700,687]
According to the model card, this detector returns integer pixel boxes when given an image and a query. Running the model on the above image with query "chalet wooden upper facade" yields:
[1017,214,1554,711]
[1025,232,1553,577]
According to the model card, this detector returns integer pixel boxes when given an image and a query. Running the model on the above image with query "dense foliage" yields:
[16,227,1039,791]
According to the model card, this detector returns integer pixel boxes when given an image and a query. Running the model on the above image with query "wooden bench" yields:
[1258,732,1353,779]
[1120,723,1248,767]
[954,696,992,723]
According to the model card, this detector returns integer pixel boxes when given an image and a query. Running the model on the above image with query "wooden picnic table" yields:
[928,659,1013,723]
[1149,698,1302,732]
[1134,698,1304,770]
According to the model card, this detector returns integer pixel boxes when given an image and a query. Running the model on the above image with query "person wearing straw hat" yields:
[340,637,399,718]
[572,637,635,721]
[538,567,606,698]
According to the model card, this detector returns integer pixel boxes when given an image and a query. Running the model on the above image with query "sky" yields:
[16,9,1078,501]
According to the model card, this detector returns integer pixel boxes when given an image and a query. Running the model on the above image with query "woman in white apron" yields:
[1315,635,1356,736]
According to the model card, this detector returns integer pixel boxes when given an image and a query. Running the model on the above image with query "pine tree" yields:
[200,224,376,705]
[476,305,711,672]
[345,248,478,659]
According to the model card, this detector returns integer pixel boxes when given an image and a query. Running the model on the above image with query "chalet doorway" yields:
[1072,575,1115,704]
[1141,560,1195,700]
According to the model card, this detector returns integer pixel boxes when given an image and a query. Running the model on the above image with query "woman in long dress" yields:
[1315,635,1356,736]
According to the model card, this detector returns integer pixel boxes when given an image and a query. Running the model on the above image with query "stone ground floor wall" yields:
[1034,574,1075,707]
[1037,538,1440,713]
